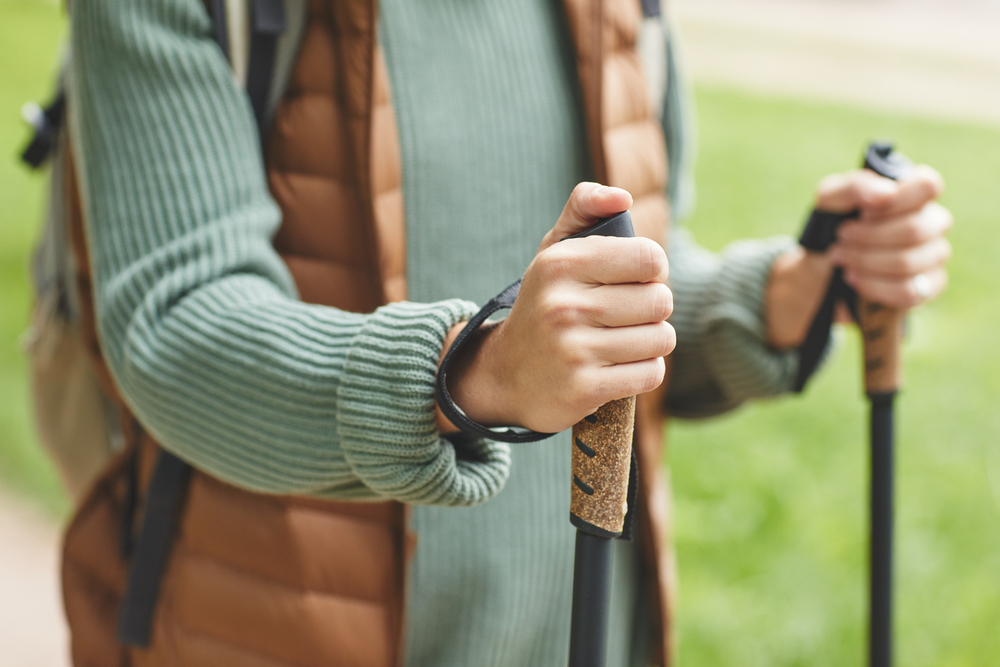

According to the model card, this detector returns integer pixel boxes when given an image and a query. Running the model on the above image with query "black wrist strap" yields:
[794,208,860,392]
[435,280,558,444]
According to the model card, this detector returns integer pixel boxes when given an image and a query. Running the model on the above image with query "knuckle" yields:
[895,252,917,275]
[900,215,925,245]
[902,226,922,247]
[846,171,876,202]
[847,179,866,202]
[938,238,953,263]
[816,173,849,202]
[914,164,945,198]
[537,245,575,280]
[659,322,677,357]
[639,359,666,394]
[541,296,579,329]
[635,238,667,279]
[575,376,605,410]
[649,321,672,355]
[651,284,673,322]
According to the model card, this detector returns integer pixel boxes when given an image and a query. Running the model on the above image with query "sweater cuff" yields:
[699,236,800,402]
[336,300,512,506]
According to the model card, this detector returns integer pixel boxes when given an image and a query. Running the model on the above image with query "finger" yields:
[583,282,673,328]
[845,267,948,309]
[584,356,668,407]
[591,321,676,365]
[542,182,634,250]
[837,202,953,249]
[835,237,952,279]
[543,236,669,286]
[815,170,899,213]
[861,164,944,220]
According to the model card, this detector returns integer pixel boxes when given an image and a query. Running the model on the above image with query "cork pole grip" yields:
[858,299,905,395]
[570,396,636,536]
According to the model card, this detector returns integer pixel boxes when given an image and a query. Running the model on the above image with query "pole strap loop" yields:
[435,280,558,444]
[793,209,860,392]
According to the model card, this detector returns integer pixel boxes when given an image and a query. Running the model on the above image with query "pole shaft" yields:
[569,531,613,667]
[869,394,895,667]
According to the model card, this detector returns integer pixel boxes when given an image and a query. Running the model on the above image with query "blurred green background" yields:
[1,0,68,516]
[1,0,997,665]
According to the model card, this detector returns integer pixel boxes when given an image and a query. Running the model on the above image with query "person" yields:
[56,0,952,665]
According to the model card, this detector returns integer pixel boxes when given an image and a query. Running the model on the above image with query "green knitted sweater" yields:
[69,0,799,664]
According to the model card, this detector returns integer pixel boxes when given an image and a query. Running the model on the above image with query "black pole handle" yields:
[565,211,637,538]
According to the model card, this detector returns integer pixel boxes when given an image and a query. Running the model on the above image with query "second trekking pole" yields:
[797,142,912,667]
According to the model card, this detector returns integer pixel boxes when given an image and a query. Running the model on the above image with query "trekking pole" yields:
[798,143,912,667]
[562,212,637,667]
[856,144,912,667]
[435,211,639,667]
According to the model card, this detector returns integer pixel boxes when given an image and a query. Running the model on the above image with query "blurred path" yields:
[0,491,69,667]
[673,0,1000,126]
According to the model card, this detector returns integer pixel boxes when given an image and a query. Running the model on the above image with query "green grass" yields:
[671,85,1000,667]
[1,2,997,664]
[0,0,69,515]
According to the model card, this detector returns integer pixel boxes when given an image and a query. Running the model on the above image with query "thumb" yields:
[540,183,633,252]
[815,169,899,214]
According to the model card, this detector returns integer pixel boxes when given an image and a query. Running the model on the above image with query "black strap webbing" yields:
[435,278,558,443]
[116,450,193,646]
[20,90,66,169]
[211,0,231,62]
[247,0,286,140]
[793,208,859,392]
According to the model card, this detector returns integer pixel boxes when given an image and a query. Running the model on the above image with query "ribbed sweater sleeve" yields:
[67,0,510,503]
[667,228,800,419]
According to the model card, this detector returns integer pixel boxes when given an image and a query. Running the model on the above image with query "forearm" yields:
[70,0,509,504]
[667,229,800,418]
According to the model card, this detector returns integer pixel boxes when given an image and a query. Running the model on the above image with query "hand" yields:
[435,183,676,434]
[767,166,952,349]
[829,165,951,308]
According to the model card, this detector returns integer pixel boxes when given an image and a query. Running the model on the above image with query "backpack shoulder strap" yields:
[246,0,286,137]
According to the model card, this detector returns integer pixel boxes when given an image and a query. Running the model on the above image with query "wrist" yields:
[765,246,835,349]
[434,320,509,433]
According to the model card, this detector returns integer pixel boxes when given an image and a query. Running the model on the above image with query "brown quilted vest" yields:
[62,0,675,665]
